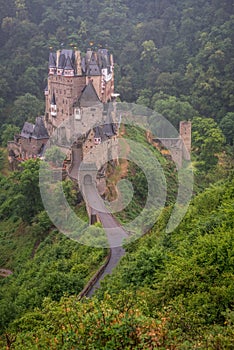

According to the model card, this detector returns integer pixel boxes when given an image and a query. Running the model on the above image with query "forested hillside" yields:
[0,0,233,140]
[1,176,233,349]
[0,1,234,349]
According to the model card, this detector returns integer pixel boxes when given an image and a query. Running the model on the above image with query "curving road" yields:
[68,156,128,297]
[83,183,128,296]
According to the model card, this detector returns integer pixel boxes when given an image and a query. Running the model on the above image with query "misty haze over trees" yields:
[0,1,233,348]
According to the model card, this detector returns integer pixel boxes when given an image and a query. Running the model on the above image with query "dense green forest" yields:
[0,0,234,139]
[0,0,234,348]
[0,174,233,348]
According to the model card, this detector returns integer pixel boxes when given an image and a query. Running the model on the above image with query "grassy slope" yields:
[106,125,178,224]
[0,155,106,331]
[0,220,38,271]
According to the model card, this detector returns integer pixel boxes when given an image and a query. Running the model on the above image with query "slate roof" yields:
[103,122,116,137]
[49,52,56,68]
[32,117,49,139]
[82,49,111,75]
[58,54,66,68]
[74,81,101,108]
[64,56,74,70]
[86,62,101,76]
[49,48,113,76]
[21,122,35,139]
[58,49,75,69]
[20,117,49,140]
[86,52,101,76]
[94,126,103,139]
[102,112,117,137]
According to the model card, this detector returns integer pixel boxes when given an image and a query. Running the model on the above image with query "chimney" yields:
[75,50,82,75]
[56,50,61,68]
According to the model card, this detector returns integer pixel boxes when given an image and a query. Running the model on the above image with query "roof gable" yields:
[94,126,103,139]
[21,122,34,139]
[64,56,74,70]
[58,49,75,69]
[20,118,49,140]
[103,122,116,137]
[86,52,101,76]
[76,81,101,108]
[32,117,49,139]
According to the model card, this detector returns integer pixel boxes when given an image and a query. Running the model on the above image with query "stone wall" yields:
[45,75,86,135]
[20,138,48,158]
[8,138,48,159]
[83,136,119,171]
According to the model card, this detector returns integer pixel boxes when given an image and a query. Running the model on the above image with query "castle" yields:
[8,48,118,173]
[45,48,115,135]
[8,47,191,175]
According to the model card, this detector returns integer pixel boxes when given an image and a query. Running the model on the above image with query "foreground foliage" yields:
[0,159,106,333]
[0,175,233,348]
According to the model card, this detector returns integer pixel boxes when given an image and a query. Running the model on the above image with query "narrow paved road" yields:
[86,245,125,297]
[69,147,82,180]
[68,158,128,297]
[82,182,128,296]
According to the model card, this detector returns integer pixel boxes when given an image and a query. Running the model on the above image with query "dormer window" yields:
[49,67,56,75]
[51,92,57,117]
[94,137,101,145]
[64,69,74,77]
[74,107,81,120]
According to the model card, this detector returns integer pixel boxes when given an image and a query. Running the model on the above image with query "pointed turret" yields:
[49,52,57,75]
[86,52,101,76]
[75,81,101,108]
[32,117,49,139]
[64,56,75,76]
[57,53,65,75]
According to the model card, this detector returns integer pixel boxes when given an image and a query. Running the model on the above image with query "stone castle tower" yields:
[45,48,115,135]
[8,46,191,174]
[7,47,118,169]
